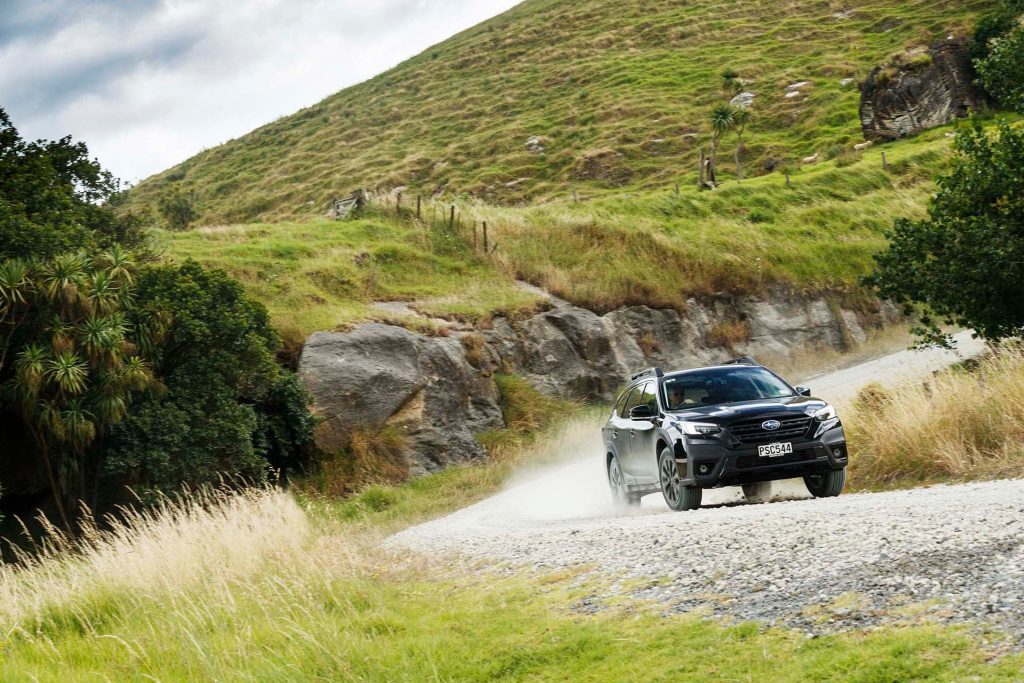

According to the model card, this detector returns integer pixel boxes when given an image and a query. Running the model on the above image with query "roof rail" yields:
[720,356,760,366]
[630,367,665,381]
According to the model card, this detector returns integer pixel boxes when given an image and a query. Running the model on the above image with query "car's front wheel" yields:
[659,448,701,511]
[608,455,639,507]
[804,467,846,498]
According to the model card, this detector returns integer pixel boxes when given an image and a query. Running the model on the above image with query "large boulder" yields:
[299,323,503,475]
[860,39,985,141]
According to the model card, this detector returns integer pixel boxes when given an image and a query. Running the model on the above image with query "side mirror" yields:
[795,386,812,397]
[629,404,657,420]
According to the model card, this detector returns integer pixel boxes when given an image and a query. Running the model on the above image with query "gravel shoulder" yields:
[390,333,1022,638]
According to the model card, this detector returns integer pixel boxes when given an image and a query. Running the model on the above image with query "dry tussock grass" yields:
[0,487,312,633]
[848,349,1024,489]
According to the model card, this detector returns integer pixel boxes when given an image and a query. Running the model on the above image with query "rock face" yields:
[300,324,503,476]
[859,39,985,141]
[299,293,897,474]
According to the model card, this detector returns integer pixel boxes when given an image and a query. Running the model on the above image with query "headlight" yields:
[813,404,837,421]
[812,404,840,437]
[675,421,721,436]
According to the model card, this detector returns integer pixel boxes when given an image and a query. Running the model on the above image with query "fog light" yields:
[698,463,711,475]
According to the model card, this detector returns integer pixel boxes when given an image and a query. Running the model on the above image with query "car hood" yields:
[668,395,828,422]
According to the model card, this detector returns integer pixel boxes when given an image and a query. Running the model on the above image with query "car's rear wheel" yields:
[608,455,639,507]
[659,448,701,511]
[804,467,846,498]
[742,482,773,503]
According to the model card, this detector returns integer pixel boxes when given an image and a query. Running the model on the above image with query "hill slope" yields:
[130,0,986,222]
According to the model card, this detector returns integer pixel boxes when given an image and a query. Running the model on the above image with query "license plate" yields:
[758,442,793,458]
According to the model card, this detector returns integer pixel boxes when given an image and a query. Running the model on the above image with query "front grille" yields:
[736,449,816,469]
[729,415,812,444]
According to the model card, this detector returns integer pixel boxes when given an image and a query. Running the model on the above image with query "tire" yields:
[804,467,846,498]
[608,455,639,507]
[659,448,701,511]
[742,482,773,503]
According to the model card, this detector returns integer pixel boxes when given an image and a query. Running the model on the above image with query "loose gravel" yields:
[392,479,1024,639]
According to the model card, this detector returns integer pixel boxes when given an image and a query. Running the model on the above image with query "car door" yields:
[604,385,636,468]
[627,381,660,481]
[615,384,644,477]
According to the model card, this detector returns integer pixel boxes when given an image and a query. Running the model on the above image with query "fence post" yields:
[785,171,791,188]
[698,150,706,191]
[449,205,455,230]
[881,151,889,171]
[483,221,489,253]
[674,182,680,196]
[416,195,422,220]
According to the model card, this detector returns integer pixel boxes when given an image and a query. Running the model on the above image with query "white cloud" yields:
[0,0,521,184]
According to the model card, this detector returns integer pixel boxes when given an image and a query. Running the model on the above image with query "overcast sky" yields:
[0,0,521,185]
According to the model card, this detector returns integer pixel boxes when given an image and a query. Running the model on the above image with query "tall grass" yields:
[2,484,1023,679]
[848,349,1024,489]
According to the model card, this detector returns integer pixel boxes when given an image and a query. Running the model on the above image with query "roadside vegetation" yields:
[847,349,1024,490]
[3,482,1024,680]
[0,109,314,534]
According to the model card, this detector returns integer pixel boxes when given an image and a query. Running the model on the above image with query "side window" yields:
[640,381,658,412]
[620,386,643,415]
[614,387,633,416]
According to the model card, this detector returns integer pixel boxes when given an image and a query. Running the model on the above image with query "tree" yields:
[104,261,314,499]
[706,104,737,187]
[0,108,145,261]
[869,121,1024,346]
[1,250,158,530]
[158,186,198,231]
[732,107,752,181]
[975,27,1024,113]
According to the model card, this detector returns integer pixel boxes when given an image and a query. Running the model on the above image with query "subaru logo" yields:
[761,419,781,431]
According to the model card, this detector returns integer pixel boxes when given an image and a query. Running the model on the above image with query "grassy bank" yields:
[165,127,959,342]
[3,486,1022,681]
[847,348,1024,490]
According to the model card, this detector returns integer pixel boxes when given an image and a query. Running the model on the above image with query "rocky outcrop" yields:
[300,293,897,474]
[859,39,985,141]
[300,324,503,476]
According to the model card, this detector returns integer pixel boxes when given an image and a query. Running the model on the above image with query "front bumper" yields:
[680,426,847,488]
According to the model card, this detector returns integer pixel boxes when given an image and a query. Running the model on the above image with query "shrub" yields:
[847,350,1024,488]
[158,186,198,231]
[870,122,1024,345]
[707,320,751,348]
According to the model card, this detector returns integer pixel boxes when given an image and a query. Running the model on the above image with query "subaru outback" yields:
[603,358,847,511]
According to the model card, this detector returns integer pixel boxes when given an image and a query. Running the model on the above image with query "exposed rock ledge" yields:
[299,292,898,476]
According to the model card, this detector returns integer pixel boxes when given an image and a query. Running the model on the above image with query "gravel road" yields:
[391,333,1024,637]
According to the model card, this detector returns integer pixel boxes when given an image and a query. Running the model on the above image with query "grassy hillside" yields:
[129,0,988,222]
[166,127,953,343]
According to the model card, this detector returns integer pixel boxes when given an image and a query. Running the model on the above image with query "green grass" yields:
[2,486,1022,681]
[162,217,543,346]
[127,0,990,222]
[166,127,963,338]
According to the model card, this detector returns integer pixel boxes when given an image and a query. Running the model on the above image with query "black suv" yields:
[602,358,847,511]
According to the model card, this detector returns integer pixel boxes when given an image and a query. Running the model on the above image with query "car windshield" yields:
[662,367,794,410]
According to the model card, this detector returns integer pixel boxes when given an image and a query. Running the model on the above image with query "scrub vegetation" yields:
[847,348,1024,490]
[2,478,1023,680]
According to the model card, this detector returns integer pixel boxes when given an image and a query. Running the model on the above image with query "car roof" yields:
[662,363,762,379]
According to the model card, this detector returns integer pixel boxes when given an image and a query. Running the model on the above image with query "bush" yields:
[847,350,1024,488]
[975,27,1024,113]
[158,186,198,231]
[105,261,315,500]
[869,122,1024,345]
